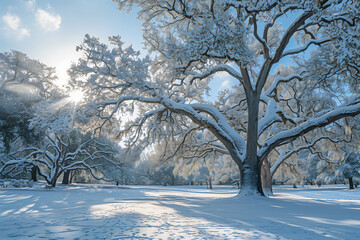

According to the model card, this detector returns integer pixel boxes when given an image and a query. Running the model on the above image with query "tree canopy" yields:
[67,0,360,196]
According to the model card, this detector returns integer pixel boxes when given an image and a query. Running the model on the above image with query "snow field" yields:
[0,184,359,239]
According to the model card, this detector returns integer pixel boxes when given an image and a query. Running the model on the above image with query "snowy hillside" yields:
[1,184,359,239]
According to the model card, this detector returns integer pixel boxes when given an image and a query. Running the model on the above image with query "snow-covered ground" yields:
[1,183,359,239]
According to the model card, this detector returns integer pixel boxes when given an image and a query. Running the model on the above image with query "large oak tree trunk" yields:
[239,93,264,196]
[240,164,264,196]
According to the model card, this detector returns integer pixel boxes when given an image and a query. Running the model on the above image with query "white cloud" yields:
[214,71,232,88]
[2,13,30,40]
[35,9,61,31]
[25,0,36,11]
[216,71,231,79]
[18,28,30,38]
[2,13,21,30]
[221,79,230,88]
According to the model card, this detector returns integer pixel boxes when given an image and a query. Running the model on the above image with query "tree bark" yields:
[239,92,264,196]
[51,180,57,188]
[50,168,59,188]
[31,166,38,182]
[45,177,57,188]
[349,177,354,190]
[261,158,273,196]
[171,174,175,186]
[50,173,58,187]
[240,163,264,196]
[69,170,76,184]
[62,170,70,184]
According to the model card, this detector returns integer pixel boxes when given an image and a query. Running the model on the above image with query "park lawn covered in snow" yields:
[0,184,359,240]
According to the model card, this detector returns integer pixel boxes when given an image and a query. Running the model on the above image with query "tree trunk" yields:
[240,163,264,196]
[171,174,175,186]
[62,170,70,184]
[261,158,273,196]
[51,177,57,187]
[50,170,59,188]
[31,166,38,182]
[209,178,213,190]
[349,177,354,190]
[239,93,264,196]
[69,170,76,184]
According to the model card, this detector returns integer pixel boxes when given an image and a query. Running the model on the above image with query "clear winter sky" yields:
[0,0,236,97]
[0,0,143,85]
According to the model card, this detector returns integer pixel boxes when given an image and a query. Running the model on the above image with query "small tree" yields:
[336,152,360,189]
[0,130,120,187]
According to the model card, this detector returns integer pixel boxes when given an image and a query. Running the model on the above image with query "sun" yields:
[69,89,84,103]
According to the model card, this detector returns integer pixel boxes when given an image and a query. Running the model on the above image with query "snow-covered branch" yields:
[282,38,331,58]
[252,13,270,59]
[187,64,243,84]
[258,99,282,137]
[270,135,350,176]
[272,12,313,63]
[259,99,360,162]
[262,74,304,101]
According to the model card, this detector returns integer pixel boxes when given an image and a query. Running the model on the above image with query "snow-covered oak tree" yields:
[316,145,360,189]
[0,130,121,187]
[0,86,126,186]
[335,151,360,189]
[71,0,360,196]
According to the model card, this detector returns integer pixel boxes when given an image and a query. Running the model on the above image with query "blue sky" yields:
[0,0,143,85]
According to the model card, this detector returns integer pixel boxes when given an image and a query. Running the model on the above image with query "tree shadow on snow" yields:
[1,186,360,239]
[150,191,360,240]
